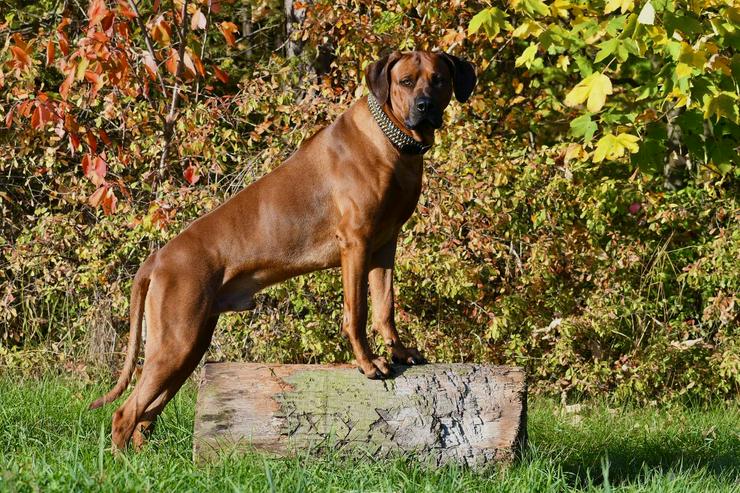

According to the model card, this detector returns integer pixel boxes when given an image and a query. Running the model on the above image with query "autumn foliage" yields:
[1,0,738,401]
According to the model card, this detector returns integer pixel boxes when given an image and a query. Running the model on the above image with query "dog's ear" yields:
[365,51,402,104]
[440,53,477,103]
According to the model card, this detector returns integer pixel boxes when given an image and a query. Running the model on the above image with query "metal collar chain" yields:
[367,94,432,155]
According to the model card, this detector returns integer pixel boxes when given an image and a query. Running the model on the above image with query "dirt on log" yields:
[193,362,527,468]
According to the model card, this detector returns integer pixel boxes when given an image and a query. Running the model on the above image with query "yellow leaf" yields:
[512,21,543,39]
[565,84,590,107]
[564,143,584,163]
[679,43,707,69]
[564,73,613,112]
[550,0,571,18]
[593,134,615,162]
[615,133,640,153]
[675,62,693,79]
[557,55,570,70]
[605,0,634,14]
[593,133,640,162]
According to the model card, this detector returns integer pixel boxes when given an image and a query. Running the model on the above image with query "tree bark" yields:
[283,0,334,77]
[193,363,527,468]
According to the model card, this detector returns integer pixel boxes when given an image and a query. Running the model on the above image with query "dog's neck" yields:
[366,94,433,155]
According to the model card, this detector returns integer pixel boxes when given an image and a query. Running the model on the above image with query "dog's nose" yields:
[415,97,432,113]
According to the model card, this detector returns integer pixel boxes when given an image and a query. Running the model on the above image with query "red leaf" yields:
[183,164,199,185]
[92,31,109,43]
[10,46,31,71]
[214,66,229,83]
[89,185,106,208]
[57,31,70,55]
[84,70,100,85]
[18,100,33,117]
[99,129,111,145]
[88,0,110,27]
[84,70,105,95]
[86,155,107,186]
[191,51,205,76]
[81,154,92,175]
[165,49,178,76]
[86,131,98,153]
[117,0,137,18]
[116,21,131,40]
[46,40,56,66]
[142,52,158,79]
[5,107,14,128]
[69,133,81,154]
[31,105,51,129]
[57,17,71,32]
[150,16,172,45]
[101,12,115,31]
[220,21,238,47]
[11,33,28,52]
[101,187,118,215]
[59,70,74,100]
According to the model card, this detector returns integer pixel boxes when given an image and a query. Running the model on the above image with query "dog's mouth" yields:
[405,111,444,131]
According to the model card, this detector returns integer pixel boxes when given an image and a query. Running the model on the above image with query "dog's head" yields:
[365,51,476,132]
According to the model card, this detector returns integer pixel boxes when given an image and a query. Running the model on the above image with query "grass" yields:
[0,375,738,492]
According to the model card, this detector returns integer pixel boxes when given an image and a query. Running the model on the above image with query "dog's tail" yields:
[89,256,154,410]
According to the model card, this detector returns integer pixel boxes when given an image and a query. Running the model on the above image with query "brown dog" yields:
[90,50,476,449]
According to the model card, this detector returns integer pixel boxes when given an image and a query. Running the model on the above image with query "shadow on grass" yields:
[524,404,740,488]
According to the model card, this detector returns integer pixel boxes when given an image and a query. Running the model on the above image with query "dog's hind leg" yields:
[111,272,216,450]
[130,315,219,449]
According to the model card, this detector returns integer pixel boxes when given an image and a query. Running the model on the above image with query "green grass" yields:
[0,375,738,492]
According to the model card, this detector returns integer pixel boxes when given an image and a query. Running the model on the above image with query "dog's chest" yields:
[383,160,423,226]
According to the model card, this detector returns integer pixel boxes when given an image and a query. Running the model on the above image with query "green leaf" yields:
[468,9,491,35]
[574,55,594,77]
[632,122,667,175]
[564,73,613,112]
[704,92,739,124]
[595,38,619,63]
[512,0,550,17]
[570,114,598,143]
[515,43,539,68]
[468,8,510,38]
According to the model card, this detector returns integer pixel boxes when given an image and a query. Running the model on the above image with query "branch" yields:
[159,0,190,173]
[127,0,167,95]
[194,0,212,103]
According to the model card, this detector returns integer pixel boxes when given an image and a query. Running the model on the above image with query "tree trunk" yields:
[193,363,527,468]
[284,0,334,77]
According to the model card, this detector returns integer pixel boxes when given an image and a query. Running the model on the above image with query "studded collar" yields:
[367,94,432,155]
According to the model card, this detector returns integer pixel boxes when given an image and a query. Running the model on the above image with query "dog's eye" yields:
[400,78,414,88]
[432,74,444,86]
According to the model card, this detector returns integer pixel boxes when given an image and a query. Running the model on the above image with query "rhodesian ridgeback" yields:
[90,50,476,449]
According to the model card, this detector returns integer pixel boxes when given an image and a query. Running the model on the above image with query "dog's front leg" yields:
[340,238,392,379]
[369,236,426,366]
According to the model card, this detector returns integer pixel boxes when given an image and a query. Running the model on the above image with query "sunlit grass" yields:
[1,376,738,492]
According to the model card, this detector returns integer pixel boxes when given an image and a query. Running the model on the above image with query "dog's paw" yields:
[391,347,427,366]
[357,356,392,379]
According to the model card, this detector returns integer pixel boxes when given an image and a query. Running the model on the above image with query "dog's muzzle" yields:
[405,96,443,130]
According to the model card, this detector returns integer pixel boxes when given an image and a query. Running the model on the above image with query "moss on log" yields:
[193,363,527,468]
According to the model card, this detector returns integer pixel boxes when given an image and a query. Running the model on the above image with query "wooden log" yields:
[193,362,527,468]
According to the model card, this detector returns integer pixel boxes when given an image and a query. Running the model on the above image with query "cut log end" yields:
[193,363,527,469]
